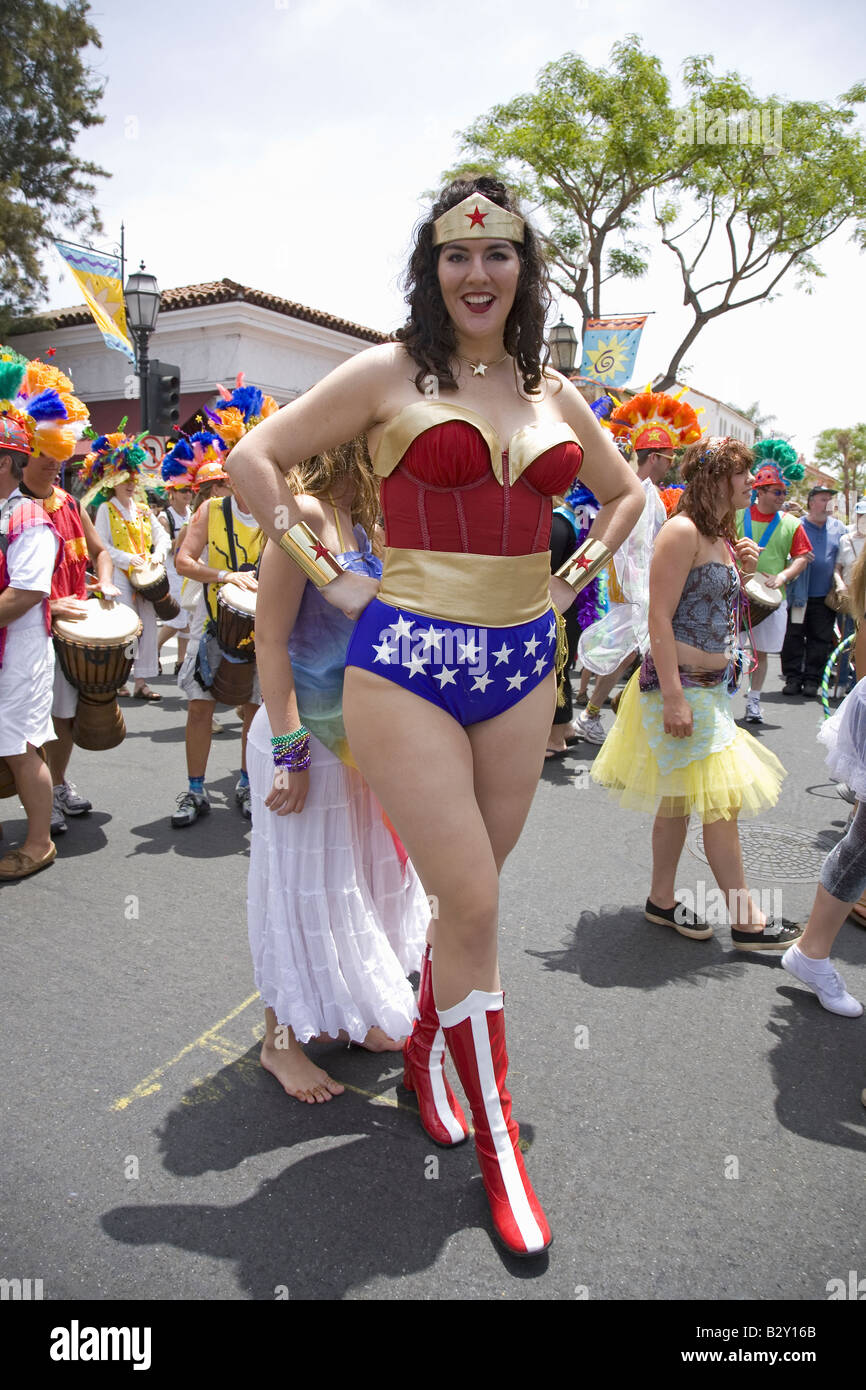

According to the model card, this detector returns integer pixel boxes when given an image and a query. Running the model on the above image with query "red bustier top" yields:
[372,402,583,556]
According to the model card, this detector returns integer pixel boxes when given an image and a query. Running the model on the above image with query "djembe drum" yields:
[129,558,180,621]
[742,575,782,632]
[213,582,257,706]
[53,599,142,750]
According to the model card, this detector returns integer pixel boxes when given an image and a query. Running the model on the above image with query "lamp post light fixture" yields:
[548,315,578,375]
[124,262,161,431]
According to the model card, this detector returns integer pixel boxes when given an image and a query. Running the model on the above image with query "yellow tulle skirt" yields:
[591,671,786,822]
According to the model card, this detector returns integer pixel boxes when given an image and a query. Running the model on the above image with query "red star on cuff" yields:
[467,205,487,228]
[312,540,331,561]
[574,551,593,572]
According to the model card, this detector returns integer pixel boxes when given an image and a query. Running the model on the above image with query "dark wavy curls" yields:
[677,437,754,545]
[395,176,552,397]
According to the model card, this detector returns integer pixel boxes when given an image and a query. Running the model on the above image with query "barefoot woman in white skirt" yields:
[247,442,428,1102]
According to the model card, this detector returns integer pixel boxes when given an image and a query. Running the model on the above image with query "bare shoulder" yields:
[656,513,700,555]
[544,373,602,430]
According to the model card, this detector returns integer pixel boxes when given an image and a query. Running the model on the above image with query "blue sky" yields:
[41,0,866,455]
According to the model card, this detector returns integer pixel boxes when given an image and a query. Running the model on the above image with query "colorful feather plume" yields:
[0,344,89,462]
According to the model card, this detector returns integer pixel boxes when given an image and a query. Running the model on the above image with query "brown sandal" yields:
[0,843,57,880]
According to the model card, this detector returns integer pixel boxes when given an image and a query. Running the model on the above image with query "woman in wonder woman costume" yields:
[227,177,644,1256]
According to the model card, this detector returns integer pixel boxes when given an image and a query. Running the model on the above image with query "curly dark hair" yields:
[395,176,552,396]
[677,437,754,545]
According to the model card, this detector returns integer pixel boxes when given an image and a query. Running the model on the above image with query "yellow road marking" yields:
[111,992,420,1116]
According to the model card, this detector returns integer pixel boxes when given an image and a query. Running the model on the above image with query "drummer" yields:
[81,432,171,702]
[10,357,120,837]
[168,402,270,827]
[156,464,194,674]
[735,442,811,724]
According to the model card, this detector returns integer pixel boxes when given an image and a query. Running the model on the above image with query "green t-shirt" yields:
[735,509,806,599]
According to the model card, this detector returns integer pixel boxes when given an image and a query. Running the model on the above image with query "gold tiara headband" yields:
[432,193,525,247]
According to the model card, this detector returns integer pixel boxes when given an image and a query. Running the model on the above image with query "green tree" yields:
[814,425,866,521]
[444,39,866,390]
[0,0,108,335]
[728,402,780,442]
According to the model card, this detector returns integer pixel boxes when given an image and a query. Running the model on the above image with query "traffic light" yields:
[146,360,181,434]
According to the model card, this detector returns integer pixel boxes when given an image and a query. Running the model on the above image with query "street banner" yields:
[54,241,136,365]
[579,316,647,387]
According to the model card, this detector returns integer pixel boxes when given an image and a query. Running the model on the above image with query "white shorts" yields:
[749,597,788,654]
[0,627,56,756]
[52,658,79,719]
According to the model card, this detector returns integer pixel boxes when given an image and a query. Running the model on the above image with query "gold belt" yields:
[378,548,552,628]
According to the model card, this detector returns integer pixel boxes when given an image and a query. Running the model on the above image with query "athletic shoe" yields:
[781,945,863,1017]
[645,897,713,940]
[235,781,252,819]
[576,710,607,745]
[171,790,210,828]
[50,803,68,835]
[782,679,802,696]
[802,682,819,699]
[54,781,92,816]
[731,918,803,951]
[744,696,763,724]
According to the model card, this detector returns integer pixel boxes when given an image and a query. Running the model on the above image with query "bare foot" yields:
[260,1040,345,1103]
[359,1026,405,1053]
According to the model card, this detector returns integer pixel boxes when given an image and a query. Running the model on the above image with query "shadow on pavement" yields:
[101,1045,549,1295]
[527,903,748,991]
[767,992,866,1154]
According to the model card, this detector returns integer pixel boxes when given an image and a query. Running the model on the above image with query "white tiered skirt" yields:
[246,704,428,1043]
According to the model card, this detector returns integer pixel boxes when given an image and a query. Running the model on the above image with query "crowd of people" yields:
[2,176,865,1259]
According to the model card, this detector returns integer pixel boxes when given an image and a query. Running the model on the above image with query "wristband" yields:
[217,570,229,583]
[278,522,345,588]
[555,537,612,595]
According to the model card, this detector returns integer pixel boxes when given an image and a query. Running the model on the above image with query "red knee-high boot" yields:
[402,945,468,1146]
[439,989,551,1256]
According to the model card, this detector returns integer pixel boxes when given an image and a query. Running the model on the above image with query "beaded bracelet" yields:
[273,738,311,772]
[271,726,309,752]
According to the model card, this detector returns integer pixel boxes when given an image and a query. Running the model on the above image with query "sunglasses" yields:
[758,488,786,497]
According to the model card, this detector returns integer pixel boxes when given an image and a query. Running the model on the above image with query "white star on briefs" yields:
[373,639,396,664]
[506,671,528,690]
[471,672,493,692]
[390,614,414,640]
[458,638,480,663]
[403,652,428,678]
[524,635,540,656]
[533,657,547,676]
[547,621,557,644]
[493,642,513,665]
[417,625,443,650]
[434,666,457,687]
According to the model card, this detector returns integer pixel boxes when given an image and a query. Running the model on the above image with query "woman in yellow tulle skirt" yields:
[592,436,802,952]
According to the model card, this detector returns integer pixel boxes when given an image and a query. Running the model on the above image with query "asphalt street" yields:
[1,649,864,1306]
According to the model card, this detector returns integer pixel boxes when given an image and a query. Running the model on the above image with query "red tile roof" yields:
[46,277,391,344]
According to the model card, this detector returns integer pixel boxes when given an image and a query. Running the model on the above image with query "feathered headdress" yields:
[589,393,620,425]
[161,430,227,492]
[79,427,150,507]
[751,438,803,491]
[0,344,90,462]
[608,388,702,454]
[204,372,278,451]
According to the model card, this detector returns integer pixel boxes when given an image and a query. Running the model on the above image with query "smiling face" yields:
[755,484,786,515]
[436,239,521,349]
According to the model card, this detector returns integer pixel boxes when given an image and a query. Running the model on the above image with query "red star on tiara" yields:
[466,205,487,229]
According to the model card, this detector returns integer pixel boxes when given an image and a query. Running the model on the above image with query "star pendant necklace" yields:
[458,351,509,378]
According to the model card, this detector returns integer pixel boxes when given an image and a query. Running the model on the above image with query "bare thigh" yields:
[468,671,556,870]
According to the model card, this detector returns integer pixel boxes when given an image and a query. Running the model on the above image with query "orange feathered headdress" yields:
[608,388,703,455]
[0,345,90,462]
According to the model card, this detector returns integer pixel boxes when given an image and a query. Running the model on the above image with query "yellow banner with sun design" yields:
[579,316,646,387]
[54,242,137,365]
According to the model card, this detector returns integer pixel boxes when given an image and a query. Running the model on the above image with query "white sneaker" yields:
[781,946,863,1017]
[50,799,68,835]
[235,780,252,819]
[54,781,92,815]
[745,695,763,724]
[577,710,607,745]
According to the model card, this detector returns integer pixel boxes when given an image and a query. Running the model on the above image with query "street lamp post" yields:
[548,315,578,375]
[124,263,161,432]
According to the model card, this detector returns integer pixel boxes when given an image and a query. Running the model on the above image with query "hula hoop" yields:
[820,633,856,718]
